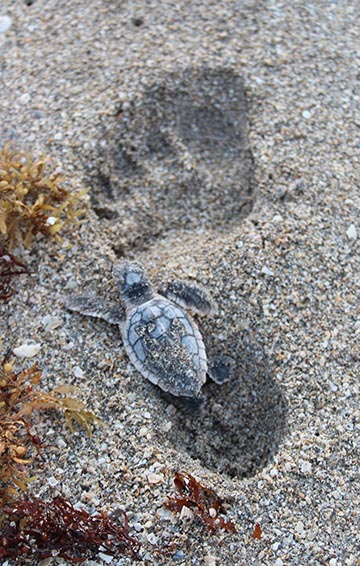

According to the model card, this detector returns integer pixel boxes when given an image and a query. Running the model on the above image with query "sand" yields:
[0,0,359,564]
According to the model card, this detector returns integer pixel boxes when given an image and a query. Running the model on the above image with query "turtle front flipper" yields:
[159,281,215,316]
[65,295,125,325]
[208,354,235,384]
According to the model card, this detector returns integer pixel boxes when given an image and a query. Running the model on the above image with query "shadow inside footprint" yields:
[92,66,255,250]
[159,342,287,479]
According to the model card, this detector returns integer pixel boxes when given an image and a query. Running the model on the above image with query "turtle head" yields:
[113,261,153,308]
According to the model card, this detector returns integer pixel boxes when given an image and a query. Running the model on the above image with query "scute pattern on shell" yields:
[123,297,207,397]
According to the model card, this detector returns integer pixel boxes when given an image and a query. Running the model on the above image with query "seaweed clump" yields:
[165,471,236,533]
[0,143,87,249]
[0,496,141,562]
[0,357,102,504]
[0,358,141,562]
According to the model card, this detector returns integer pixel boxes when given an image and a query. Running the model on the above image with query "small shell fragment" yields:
[73,366,84,378]
[13,343,41,358]
[158,508,176,522]
[98,552,114,564]
[42,315,62,332]
[180,505,195,523]
[0,16,12,34]
[204,556,217,566]
[47,476,58,487]
[346,223,357,240]
[146,472,163,485]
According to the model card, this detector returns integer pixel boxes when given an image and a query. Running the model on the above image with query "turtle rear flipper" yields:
[208,354,235,384]
[65,295,125,325]
[160,281,215,316]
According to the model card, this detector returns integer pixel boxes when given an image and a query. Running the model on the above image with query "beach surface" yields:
[0,1,359,564]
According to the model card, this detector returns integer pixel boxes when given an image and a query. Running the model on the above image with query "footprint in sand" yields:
[162,339,287,479]
[92,66,255,251]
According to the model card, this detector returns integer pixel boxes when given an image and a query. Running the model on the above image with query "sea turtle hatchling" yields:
[65,261,233,399]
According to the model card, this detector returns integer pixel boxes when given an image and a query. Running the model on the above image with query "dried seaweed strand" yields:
[165,471,236,533]
[0,247,29,301]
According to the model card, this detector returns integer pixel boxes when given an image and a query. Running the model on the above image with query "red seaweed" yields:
[165,471,236,534]
[0,496,141,562]
[251,522,262,539]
